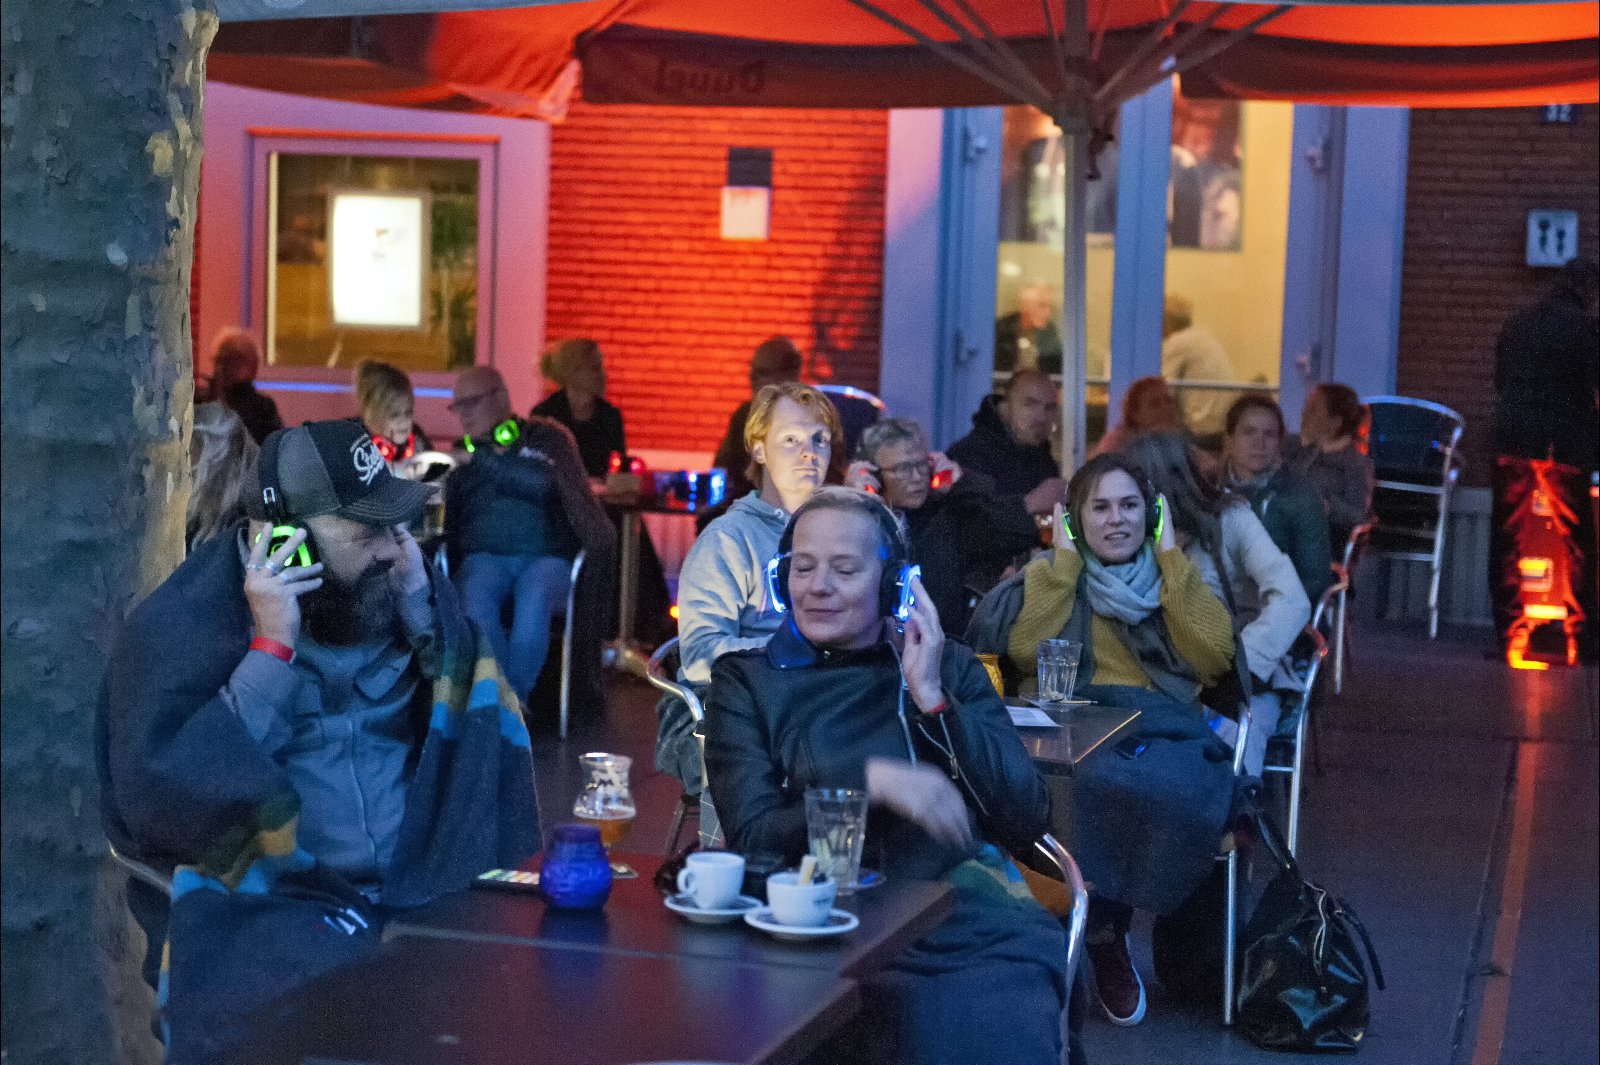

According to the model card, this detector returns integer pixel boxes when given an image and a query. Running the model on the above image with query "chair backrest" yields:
[1362,396,1464,488]
[1033,833,1089,989]
[814,383,887,458]
[645,636,704,724]
[1341,520,1374,573]
[1310,576,1346,634]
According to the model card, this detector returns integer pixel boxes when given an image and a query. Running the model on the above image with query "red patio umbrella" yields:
[212,0,1599,466]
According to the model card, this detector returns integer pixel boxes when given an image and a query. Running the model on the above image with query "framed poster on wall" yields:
[327,189,431,329]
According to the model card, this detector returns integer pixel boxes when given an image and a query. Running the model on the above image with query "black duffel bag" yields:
[1237,811,1385,1052]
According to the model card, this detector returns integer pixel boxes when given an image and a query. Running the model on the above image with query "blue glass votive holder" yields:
[540,823,613,910]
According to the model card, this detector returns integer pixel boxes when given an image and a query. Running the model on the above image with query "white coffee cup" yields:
[675,851,746,910]
[765,871,839,927]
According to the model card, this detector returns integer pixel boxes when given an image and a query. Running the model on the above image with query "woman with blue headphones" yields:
[705,487,1069,1065]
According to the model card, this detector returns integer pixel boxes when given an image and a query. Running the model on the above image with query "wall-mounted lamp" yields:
[722,147,772,241]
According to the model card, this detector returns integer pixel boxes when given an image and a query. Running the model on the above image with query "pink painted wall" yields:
[197,82,551,441]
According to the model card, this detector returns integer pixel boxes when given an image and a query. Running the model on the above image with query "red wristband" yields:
[249,636,295,663]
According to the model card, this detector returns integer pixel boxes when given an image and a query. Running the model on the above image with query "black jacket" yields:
[221,382,284,446]
[531,391,627,479]
[901,472,1040,635]
[1495,291,1599,468]
[946,394,1059,499]
[704,621,1049,882]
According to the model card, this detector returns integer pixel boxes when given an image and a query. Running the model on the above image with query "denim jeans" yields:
[456,553,573,698]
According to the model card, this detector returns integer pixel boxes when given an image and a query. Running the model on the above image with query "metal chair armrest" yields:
[646,636,705,723]
[109,844,174,898]
[1034,833,1089,987]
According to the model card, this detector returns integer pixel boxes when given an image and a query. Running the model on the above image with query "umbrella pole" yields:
[1057,116,1089,478]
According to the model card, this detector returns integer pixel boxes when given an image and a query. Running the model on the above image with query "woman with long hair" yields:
[1285,382,1374,548]
[354,359,434,477]
[1221,394,1332,601]
[532,338,625,479]
[1118,431,1309,773]
[187,402,259,551]
[966,451,1236,1027]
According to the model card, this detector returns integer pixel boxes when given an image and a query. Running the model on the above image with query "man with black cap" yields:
[98,420,542,1055]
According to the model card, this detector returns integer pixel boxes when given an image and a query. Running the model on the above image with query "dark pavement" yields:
[526,619,1599,1065]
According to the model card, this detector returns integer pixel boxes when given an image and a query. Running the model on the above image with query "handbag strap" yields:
[1335,895,1387,991]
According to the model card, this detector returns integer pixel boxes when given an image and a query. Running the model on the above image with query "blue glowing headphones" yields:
[765,495,920,623]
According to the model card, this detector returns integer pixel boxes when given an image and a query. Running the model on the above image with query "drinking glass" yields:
[572,752,636,848]
[805,787,869,895]
[1036,639,1082,705]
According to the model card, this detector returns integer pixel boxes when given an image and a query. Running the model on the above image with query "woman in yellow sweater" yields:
[968,452,1238,1028]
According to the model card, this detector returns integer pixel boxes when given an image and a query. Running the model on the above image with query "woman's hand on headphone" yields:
[1154,492,1175,552]
[844,460,882,495]
[899,574,946,713]
[244,522,324,649]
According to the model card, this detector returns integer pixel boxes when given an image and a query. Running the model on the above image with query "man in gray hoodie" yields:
[657,383,842,817]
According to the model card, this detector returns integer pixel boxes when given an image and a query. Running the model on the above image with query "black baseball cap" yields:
[244,419,432,526]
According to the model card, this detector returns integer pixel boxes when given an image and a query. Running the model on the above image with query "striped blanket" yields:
[97,524,542,1061]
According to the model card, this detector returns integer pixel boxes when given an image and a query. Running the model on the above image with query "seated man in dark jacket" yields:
[706,487,1067,1065]
[97,420,542,1059]
[946,369,1068,517]
[446,366,616,702]
[848,418,1040,635]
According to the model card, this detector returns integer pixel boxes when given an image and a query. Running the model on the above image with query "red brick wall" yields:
[1396,106,1598,487]
[545,103,888,452]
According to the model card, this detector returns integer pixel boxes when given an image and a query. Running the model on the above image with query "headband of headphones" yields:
[463,418,520,454]
[766,493,919,622]
[256,431,315,566]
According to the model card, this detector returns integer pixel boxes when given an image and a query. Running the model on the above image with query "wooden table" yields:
[387,852,955,980]
[233,934,857,1065]
[1011,701,1141,776]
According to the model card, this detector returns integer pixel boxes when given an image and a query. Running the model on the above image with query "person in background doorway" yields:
[355,359,434,478]
[210,328,283,446]
[1221,394,1333,604]
[947,369,1069,517]
[533,338,674,647]
[1160,294,1237,440]
[994,282,1065,374]
[711,336,806,505]
[186,402,259,553]
[532,338,626,479]
[445,366,615,708]
[1285,382,1374,551]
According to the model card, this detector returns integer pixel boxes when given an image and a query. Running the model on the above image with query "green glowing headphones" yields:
[463,419,520,454]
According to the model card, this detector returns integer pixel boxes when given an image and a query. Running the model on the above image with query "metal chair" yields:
[643,637,713,854]
[1362,397,1464,638]
[1033,834,1090,993]
[1219,701,1255,1026]
[1324,521,1374,695]
[557,549,586,740]
[109,843,173,898]
[814,383,887,458]
[1262,626,1329,857]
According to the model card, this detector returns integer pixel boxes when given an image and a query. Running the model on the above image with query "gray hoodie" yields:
[676,491,791,685]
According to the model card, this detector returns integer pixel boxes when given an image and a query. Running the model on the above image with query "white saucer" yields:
[663,893,762,925]
[743,907,860,942]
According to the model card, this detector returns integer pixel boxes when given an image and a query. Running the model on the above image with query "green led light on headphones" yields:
[464,419,520,454]
[255,526,314,568]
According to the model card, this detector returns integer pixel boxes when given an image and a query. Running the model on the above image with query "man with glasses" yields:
[849,418,1039,635]
[444,366,615,709]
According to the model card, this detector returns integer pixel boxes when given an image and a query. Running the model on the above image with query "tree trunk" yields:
[1,0,215,1061]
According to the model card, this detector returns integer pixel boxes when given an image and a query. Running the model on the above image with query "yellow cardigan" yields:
[1006,547,1235,698]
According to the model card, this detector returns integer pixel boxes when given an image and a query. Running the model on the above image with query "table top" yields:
[234,934,858,1065]
[387,852,954,981]
[1011,701,1141,775]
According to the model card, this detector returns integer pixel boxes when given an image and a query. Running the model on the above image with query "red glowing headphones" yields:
[372,432,415,462]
